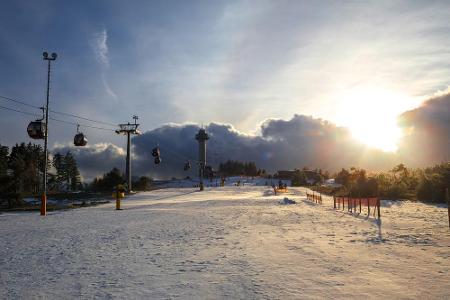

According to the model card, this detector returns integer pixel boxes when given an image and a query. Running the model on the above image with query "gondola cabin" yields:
[74,133,88,146]
[27,121,46,139]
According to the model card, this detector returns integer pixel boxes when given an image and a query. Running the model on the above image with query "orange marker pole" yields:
[40,194,47,216]
[116,193,121,210]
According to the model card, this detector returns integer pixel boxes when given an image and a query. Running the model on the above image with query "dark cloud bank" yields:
[55,93,450,181]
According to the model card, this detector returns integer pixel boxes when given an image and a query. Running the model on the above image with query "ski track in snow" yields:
[1,186,449,299]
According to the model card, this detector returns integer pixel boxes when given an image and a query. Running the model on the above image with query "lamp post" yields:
[41,51,57,216]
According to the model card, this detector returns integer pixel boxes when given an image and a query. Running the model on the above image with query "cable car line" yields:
[2,96,204,170]
[74,124,88,146]
[48,117,116,131]
[151,144,196,171]
[48,109,117,127]
[0,95,42,109]
[0,105,115,132]
[158,144,197,163]
[0,104,40,117]
[0,94,117,127]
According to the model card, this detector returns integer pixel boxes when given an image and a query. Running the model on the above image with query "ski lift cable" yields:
[49,117,116,131]
[0,94,117,127]
[157,143,200,163]
[0,105,115,132]
[0,104,40,117]
[2,96,210,159]
[0,95,42,109]
[49,109,117,127]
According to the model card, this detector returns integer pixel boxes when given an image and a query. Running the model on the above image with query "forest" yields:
[218,160,265,177]
[0,143,81,208]
[307,163,450,203]
[0,143,153,208]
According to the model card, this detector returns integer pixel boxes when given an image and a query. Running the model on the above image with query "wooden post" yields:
[359,198,362,214]
[368,198,370,216]
[446,188,449,229]
[377,198,381,219]
[333,196,336,209]
[343,196,345,210]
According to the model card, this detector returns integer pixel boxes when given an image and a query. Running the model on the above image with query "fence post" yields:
[377,198,381,219]
[359,198,362,214]
[333,196,336,209]
[446,188,449,229]
[368,199,370,216]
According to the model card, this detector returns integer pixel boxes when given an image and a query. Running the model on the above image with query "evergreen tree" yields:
[218,160,260,177]
[63,151,81,191]
[91,167,124,192]
[0,144,8,176]
[52,152,65,191]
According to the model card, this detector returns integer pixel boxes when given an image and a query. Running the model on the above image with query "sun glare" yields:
[335,87,417,152]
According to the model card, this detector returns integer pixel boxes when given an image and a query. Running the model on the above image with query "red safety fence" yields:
[306,192,322,204]
[334,196,381,219]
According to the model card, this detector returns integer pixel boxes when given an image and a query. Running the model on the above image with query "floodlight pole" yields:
[41,51,57,216]
[116,116,140,193]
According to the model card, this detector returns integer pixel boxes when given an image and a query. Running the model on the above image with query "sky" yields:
[0,0,449,180]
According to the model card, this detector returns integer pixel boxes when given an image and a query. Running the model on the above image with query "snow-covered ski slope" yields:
[1,186,449,299]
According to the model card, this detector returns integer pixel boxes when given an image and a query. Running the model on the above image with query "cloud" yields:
[90,29,109,67]
[53,143,126,181]
[54,96,450,182]
[397,92,450,165]
[129,115,397,180]
[90,28,118,99]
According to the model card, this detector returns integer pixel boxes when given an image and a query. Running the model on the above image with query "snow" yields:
[153,176,291,188]
[1,186,449,299]
[279,197,296,205]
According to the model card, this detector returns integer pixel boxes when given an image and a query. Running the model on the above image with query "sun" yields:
[334,86,417,152]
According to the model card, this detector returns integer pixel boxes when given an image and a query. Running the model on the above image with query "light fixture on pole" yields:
[41,51,57,216]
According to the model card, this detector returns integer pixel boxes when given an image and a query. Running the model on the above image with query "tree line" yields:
[0,142,81,207]
[218,160,265,177]
[90,167,153,192]
[0,143,153,208]
[318,163,449,203]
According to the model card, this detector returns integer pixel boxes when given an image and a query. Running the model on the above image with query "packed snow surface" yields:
[1,186,449,299]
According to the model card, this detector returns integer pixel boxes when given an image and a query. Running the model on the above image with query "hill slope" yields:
[1,186,449,299]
